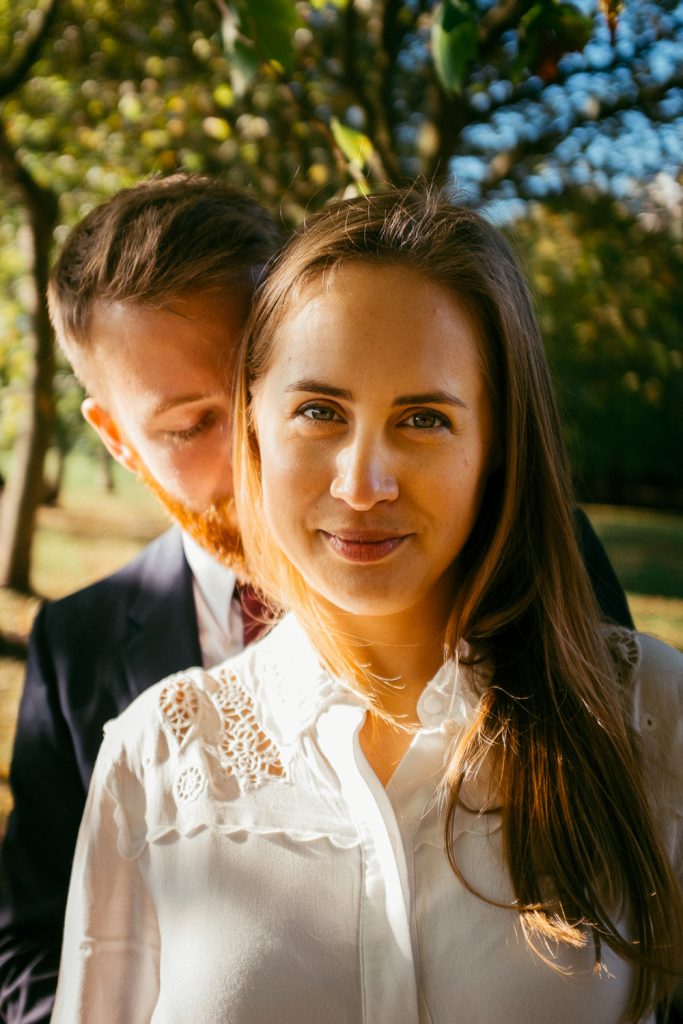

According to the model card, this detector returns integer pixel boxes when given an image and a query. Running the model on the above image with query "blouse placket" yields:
[315,704,421,1024]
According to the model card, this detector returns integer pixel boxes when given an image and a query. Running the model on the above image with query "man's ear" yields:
[81,398,139,474]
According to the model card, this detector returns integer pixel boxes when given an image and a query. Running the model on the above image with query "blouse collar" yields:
[250,614,481,748]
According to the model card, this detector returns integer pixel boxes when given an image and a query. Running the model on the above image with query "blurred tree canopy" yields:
[1,0,679,220]
[512,190,683,504]
[0,0,681,588]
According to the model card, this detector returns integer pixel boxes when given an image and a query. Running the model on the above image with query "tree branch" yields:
[0,117,56,217]
[467,18,677,125]
[379,0,403,139]
[173,0,195,38]
[0,0,59,100]
[477,0,530,60]
[0,631,29,659]
[424,0,532,179]
[337,0,402,184]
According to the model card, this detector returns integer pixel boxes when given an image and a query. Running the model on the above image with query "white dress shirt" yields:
[181,533,244,668]
[51,617,682,1024]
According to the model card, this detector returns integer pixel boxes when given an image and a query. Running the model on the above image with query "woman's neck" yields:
[323,602,450,724]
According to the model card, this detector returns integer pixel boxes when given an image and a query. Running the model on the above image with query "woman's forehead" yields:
[262,262,488,393]
[278,261,468,329]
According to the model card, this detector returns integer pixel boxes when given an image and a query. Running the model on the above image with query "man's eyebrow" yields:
[284,379,467,409]
[151,393,219,416]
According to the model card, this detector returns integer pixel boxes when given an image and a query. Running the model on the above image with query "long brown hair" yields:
[234,187,683,1020]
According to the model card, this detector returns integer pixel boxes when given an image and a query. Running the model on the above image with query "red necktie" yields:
[237,584,272,646]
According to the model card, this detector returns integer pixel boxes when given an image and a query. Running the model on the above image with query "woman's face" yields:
[252,263,496,632]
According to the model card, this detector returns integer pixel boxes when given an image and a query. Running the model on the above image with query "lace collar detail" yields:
[415,652,483,731]
[248,615,483,743]
[249,614,365,747]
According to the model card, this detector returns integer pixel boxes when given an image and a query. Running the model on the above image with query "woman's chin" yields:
[313,584,425,624]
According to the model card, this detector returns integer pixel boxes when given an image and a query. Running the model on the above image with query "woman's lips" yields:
[321,531,407,563]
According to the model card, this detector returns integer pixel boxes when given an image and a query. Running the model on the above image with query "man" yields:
[0,174,632,1024]
[0,175,281,1022]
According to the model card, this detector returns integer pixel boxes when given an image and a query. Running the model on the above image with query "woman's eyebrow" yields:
[284,380,352,399]
[284,380,467,409]
[393,391,467,409]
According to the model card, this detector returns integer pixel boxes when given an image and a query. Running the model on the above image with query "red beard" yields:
[135,458,247,578]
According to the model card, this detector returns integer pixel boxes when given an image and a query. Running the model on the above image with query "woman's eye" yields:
[404,410,449,430]
[298,404,342,423]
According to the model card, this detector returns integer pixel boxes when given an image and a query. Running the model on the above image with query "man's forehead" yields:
[89,298,184,345]
[90,291,248,353]
[91,288,247,324]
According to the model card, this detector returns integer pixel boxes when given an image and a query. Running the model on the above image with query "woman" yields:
[52,190,682,1024]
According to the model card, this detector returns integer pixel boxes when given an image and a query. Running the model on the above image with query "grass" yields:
[0,454,682,839]
[31,453,169,599]
[587,505,683,599]
[0,453,167,837]
[587,504,683,650]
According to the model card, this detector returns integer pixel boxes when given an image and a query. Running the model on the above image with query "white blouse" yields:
[51,616,683,1024]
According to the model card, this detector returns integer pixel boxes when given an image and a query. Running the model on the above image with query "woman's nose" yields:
[330,438,399,510]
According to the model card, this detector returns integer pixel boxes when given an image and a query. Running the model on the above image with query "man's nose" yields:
[330,435,399,510]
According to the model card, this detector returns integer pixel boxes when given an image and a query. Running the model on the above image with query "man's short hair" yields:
[48,173,282,389]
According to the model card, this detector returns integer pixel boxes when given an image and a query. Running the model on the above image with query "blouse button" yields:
[423,693,445,716]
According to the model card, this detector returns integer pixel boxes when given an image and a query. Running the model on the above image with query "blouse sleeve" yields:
[631,634,683,881]
[50,725,160,1024]
[630,634,683,1014]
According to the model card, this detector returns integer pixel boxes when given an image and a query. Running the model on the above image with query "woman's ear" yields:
[81,398,139,474]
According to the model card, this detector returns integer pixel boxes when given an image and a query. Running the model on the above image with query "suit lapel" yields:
[121,528,202,702]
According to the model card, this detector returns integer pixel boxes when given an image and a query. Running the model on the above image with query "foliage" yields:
[512,189,683,502]
[0,0,682,551]
[1,0,680,217]
[0,209,31,450]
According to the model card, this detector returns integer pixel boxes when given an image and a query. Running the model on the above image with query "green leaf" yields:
[237,0,302,70]
[431,0,478,95]
[515,1,594,82]
[330,116,374,168]
[228,39,261,97]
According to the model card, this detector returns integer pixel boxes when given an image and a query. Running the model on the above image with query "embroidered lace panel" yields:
[174,764,206,803]
[604,626,641,689]
[160,676,200,746]
[213,667,285,789]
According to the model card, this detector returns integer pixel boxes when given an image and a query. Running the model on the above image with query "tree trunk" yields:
[0,131,58,591]
[99,448,116,494]
[42,444,65,506]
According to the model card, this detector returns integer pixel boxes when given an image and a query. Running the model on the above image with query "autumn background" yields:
[0,0,682,834]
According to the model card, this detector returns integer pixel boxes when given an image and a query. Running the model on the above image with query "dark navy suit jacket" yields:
[0,528,201,1023]
[0,513,634,1023]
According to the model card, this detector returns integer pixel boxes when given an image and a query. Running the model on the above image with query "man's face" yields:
[83,288,249,563]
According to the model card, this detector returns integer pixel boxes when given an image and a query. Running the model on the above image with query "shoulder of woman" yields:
[601,627,682,788]
[93,649,281,858]
[602,626,683,725]
[100,648,259,773]
[618,632,683,849]
[630,632,683,739]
